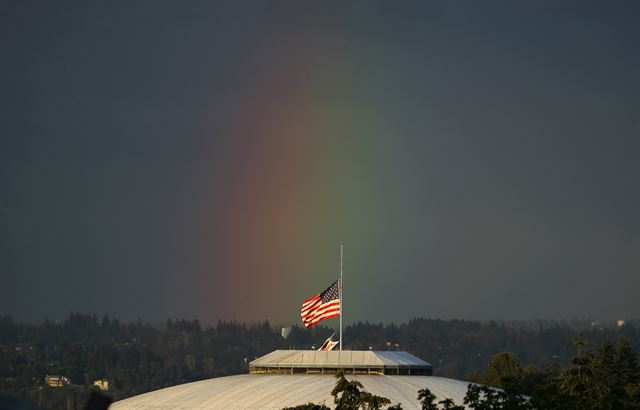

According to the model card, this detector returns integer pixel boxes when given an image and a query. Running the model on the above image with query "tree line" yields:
[0,314,638,409]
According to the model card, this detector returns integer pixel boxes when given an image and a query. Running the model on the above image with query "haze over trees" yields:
[1,314,639,409]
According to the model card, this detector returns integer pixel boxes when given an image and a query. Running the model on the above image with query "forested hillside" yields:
[1,314,638,409]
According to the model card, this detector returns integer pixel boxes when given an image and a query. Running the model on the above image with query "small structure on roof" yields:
[249,350,433,376]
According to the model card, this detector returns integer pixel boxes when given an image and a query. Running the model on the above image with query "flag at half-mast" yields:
[318,333,339,351]
[301,280,340,328]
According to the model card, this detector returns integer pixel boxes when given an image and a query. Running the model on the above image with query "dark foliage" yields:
[463,336,640,409]
[284,336,640,409]
[0,313,332,409]
[346,318,640,380]
[1,314,639,409]
[287,371,402,410]
[417,387,438,410]
[282,403,330,410]
[331,371,395,409]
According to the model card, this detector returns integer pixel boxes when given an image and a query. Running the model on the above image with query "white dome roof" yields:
[111,374,472,409]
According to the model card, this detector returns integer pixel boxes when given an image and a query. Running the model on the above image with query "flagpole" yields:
[339,241,343,351]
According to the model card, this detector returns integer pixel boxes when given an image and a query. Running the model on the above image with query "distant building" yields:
[281,326,292,339]
[93,379,110,391]
[45,375,70,387]
[249,350,432,376]
[617,320,625,327]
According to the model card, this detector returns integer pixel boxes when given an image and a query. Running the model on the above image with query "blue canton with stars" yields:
[320,281,339,303]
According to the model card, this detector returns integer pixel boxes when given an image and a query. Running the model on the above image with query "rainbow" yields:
[193,36,401,324]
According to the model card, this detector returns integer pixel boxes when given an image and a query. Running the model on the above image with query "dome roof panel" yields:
[111,374,472,410]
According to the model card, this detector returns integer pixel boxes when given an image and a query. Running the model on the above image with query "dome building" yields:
[111,350,473,409]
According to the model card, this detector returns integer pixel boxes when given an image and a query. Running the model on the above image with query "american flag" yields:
[301,280,340,328]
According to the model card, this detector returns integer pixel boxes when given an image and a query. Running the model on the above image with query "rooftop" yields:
[249,350,432,375]
[111,374,469,409]
[111,350,465,409]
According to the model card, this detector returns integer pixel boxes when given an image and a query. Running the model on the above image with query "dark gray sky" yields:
[1,1,639,324]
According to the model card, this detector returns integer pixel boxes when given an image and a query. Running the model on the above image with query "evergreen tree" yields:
[615,337,640,408]
[331,372,393,410]
[559,335,597,408]
[616,337,640,386]
[417,387,438,410]
[463,384,531,410]
[438,398,465,410]
[529,362,576,410]
[483,352,522,390]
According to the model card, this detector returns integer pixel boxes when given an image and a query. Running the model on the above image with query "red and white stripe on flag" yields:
[300,280,340,328]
